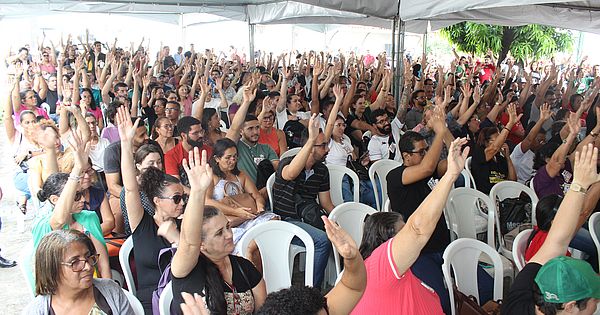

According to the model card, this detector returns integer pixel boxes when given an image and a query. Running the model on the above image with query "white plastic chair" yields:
[240,221,314,293]
[383,198,391,212]
[266,173,276,211]
[20,240,35,297]
[368,159,402,211]
[327,164,359,206]
[122,289,144,315]
[464,157,477,190]
[446,188,496,248]
[119,236,136,295]
[490,181,539,256]
[454,169,473,188]
[589,212,600,272]
[442,239,504,315]
[159,281,173,315]
[329,202,377,274]
[280,147,301,160]
[512,229,533,271]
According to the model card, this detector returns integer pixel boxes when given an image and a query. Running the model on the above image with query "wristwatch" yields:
[570,183,588,194]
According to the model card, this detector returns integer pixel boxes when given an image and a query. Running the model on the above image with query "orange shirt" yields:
[259,128,280,157]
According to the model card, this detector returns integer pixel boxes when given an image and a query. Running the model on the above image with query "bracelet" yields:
[68,175,81,181]
[503,127,511,133]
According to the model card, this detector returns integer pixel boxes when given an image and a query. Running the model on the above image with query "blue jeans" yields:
[13,172,31,199]
[285,218,332,287]
[342,175,377,209]
[410,251,494,315]
[570,227,598,272]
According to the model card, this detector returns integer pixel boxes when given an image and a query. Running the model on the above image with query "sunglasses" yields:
[158,193,188,204]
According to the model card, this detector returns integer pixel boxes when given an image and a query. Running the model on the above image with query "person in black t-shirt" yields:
[503,144,600,315]
[171,147,267,315]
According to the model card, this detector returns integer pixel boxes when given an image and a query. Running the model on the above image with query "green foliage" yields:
[441,22,573,63]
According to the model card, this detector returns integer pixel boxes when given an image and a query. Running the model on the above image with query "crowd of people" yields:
[2,33,600,315]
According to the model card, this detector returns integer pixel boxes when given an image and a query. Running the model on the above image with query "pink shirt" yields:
[351,239,444,315]
[17,104,49,123]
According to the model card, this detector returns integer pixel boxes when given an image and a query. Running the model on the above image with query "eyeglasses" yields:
[158,193,188,204]
[262,116,274,120]
[408,148,429,157]
[313,143,328,148]
[61,254,100,272]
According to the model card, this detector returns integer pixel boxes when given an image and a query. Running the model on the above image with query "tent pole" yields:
[391,17,397,97]
[248,23,256,68]
[395,19,405,110]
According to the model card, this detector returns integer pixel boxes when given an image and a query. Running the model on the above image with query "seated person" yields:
[352,138,468,314]
[272,114,334,287]
[171,147,267,315]
[24,230,133,314]
[502,144,600,315]
[205,138,278,252]
[470,104,519,194]
[525,194,598,272]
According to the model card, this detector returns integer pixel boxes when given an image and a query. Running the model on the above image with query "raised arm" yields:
[5,76,18,143]
[546,113,579,178]
[520,103,552,153]
[49,131,87,230]
[191,76,210,121]
[281,114,319,181]
[393,138,468,274]
[401,107,448,185]
[323,216,366,315]
[484,103,521,161]
[457,84,482,126]
[116,106,144,232]
[226,82,256,142]
[324,85,344,141]
[531,144,600,265]
[171,148,213,278]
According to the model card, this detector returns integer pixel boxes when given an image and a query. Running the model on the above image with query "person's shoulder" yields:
[93,278,122,290]
[105,141,121,152]
[22,294,50,315]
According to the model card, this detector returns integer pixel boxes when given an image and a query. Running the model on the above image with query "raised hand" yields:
[322,216,358,260]
[182,147,213,192]
[446,137,470,177]
[567,112,581,136]
[428,107,447,135]
[115,105,139,143]
[506,103,522,127]
[539,103,552,122]
[333,84,344,101]
[242,82,257,104]
[66,129,89,172]
[473,84,482,103]
[572,144,600,189]
[313,59,324,77]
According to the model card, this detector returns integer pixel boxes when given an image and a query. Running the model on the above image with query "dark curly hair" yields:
[256,285,327,315]
[139,166,180,207]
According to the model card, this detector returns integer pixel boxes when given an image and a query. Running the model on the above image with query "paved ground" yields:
[0,123,34,314]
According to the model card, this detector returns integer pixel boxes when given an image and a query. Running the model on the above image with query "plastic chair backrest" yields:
[329,202,377,274]
[159,281,173,315]
[512,229,533,271]
[454,169,473,189]
[266,173,276,211]
[368,159,402,211]
[280,147,301,160]
[446,188,496,248]
[383,198,391,212]
[464,157,477,190]
[327,164,359,206]
[442,239,504,315]
[20,240,35,297]
[119,236,136,295]
[122,289,145,315]
[589,212,600,272]
[489,181,539,255]
[239,221,314,293]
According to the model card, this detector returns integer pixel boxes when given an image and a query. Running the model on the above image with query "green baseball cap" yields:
[535,256,600,303]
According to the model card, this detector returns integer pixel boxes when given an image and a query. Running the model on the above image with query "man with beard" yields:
[164,116,213,188]
[368,109,395,162]
[103,113,152,233]
[405,90,427,130]
[272,114,334,288]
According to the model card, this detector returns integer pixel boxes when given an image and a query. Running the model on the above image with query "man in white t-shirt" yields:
[368,109,395,162]
[511,104,552,183]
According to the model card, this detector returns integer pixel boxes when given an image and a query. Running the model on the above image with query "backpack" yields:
[151,247,176,315]
[283,119,306,149]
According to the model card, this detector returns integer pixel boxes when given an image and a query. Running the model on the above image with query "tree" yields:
[441,22,574,66]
